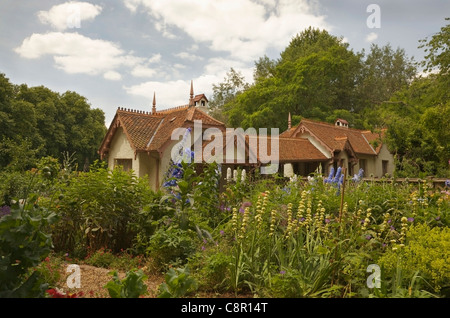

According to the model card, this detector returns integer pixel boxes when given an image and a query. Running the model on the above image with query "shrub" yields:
[0,194,58,297]
[84,247,147,271]
[378,223,450,294]
[145,226,197,270]
[84,248,117,268]
[199,252,232,292]
[50,161,154,255]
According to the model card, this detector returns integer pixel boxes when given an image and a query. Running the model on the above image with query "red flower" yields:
[46,289,66,298]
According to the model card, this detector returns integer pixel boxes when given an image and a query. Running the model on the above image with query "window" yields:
[115,159,132,172]
[382,160,389,176]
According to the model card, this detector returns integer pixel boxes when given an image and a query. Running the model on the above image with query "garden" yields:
[0,151,449,298]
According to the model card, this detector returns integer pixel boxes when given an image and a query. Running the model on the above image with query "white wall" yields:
[108,127,138,175]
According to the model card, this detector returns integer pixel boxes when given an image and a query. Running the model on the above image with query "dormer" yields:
[193,94,208,107]
[335,118,348,128]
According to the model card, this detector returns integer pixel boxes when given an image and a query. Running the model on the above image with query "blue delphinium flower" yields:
[445,180,450,188]
[325,166,346,196]
[333,167,342,183]
[324,167,335,184]
[352,169,364,182]
[163,127,193,188]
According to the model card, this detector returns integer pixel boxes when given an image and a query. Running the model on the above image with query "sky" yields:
[1,0,449,127]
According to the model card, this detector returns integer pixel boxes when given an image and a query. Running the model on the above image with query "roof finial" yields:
[152,92,156,114]
[288,112,292,129]
[189,80,194,107]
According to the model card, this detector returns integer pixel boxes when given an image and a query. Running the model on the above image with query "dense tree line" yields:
[209,20,449,177]
[0,74,107,171]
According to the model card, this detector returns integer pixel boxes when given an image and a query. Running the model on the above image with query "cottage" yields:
[98,81,226,191]
[279,115,394,178]
[98,83,394,190]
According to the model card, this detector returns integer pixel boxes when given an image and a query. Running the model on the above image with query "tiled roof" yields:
[279,127,296,138]
[200,135,327,164]
[284,119,381,156]
[193,94,208,102]
[98,105,226,157]
[277,137,328,162]
[117,110,163,150]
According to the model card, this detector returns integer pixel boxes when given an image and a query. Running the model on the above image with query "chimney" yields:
[189,80,195,107]
[152,92,156,114]
[288,112,292,129]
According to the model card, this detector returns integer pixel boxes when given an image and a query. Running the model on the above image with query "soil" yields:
[54,264,164,298]
[54,264,248,298]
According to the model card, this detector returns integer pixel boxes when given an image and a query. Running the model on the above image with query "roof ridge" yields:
[189,107,225,126]
[302,118,371,133]
[156,105,189,114]
[117,107,152,115]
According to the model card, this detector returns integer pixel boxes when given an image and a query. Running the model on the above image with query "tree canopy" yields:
[0,73,106,171]
[210,27,416,131]
[208,21,449,177]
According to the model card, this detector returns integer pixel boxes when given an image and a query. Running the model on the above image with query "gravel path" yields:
[55,264,164,298]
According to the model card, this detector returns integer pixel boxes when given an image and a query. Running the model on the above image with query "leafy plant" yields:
[104,269,148,298]
[0,194,59,297]
[145,226,197,270]
[157,267,198,298]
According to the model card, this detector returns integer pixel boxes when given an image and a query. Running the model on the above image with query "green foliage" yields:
[144,226,197,270]
[157,267,198,298]
[420,17,450,85]
[136,160,221,270]
[84,248,117,268]
[0,194,59,297]
[208,68,250,125]
[104,269,148,298]
[218,27,417,132]
[35,253,64,289]
[193,251,232,292]
[0,73,106,171]
[378,223,450,294]
[50,161,154,255]
[180,168,450,297]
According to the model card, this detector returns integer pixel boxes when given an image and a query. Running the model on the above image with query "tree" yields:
[253,55,277,83]
[420,17,450,82]
[208,68,250,125]
[0,73,107,171]
[358,44,417,110]
[224,28,362,130]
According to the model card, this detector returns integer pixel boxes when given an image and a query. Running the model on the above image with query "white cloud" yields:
[131,65,157,78]
[104,71,122,81]
[174,52,203,61]
[14,32,143,79]
[148,53,162,64]
[124,62,254,109]
[123,0,142,13]
[37,1,102,31]
[365,32,378,43]
[124,79,193,109]
[123,0,330,62]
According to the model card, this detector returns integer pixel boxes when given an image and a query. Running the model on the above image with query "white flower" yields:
[226,167,232,182]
